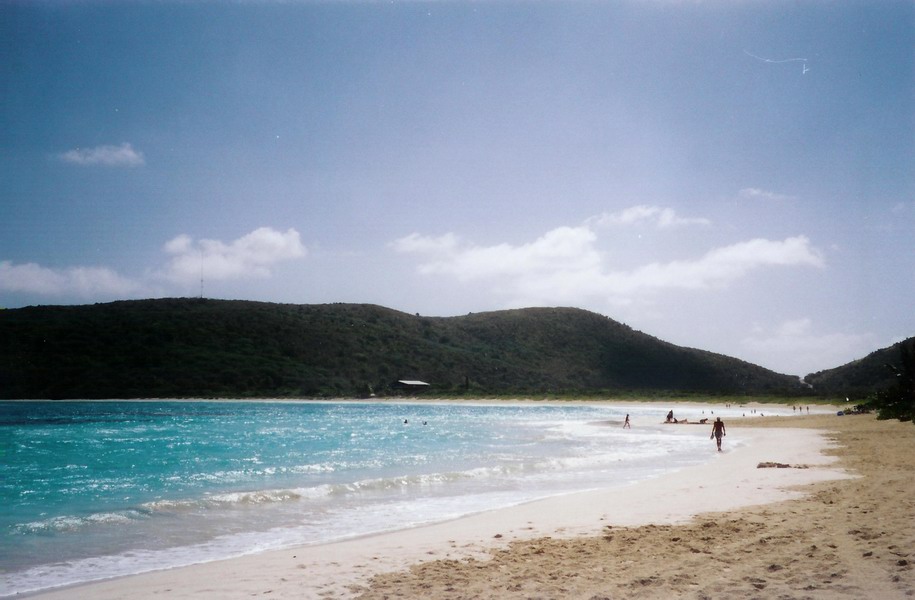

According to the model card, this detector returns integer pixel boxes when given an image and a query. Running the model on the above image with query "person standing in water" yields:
[710,417,726,451]
[623,414,631,429]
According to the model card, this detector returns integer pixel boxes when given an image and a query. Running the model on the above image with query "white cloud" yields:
[738,187,796,202]
[389,232,460,255]
[741,319,878,375]
[394,208,824,309]
[0,261,142,297]
[59,143,145,167]
[163,234,193,255]
[591,205,711,228]
[160,227,307,283]
[600,236,824,294]
[1,227,306,300]
[393,226,601,281]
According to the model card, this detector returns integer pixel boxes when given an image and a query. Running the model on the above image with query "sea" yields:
[0,400,798,596]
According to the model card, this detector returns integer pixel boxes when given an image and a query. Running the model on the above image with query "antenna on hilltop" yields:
[199,248,204,299]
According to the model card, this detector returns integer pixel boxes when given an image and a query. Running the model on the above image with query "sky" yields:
[1,1,913,377]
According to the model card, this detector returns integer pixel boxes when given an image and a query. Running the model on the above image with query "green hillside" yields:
[0,298,806,399]
[804,337,915,400]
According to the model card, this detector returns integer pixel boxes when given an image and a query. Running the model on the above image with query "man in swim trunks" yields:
[711,417,726,451]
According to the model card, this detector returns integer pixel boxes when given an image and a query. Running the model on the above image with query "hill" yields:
[804,336,915,400]
[0,298,807,399]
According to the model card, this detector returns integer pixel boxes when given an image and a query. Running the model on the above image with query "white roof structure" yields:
[397,380,430,386]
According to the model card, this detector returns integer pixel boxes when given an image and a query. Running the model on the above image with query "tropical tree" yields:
[868,345,915,423]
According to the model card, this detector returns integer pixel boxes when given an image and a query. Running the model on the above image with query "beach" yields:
[25,407,914,599]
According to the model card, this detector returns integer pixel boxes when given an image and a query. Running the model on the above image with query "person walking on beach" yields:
[710,417,726,451]
[623,414,631,429]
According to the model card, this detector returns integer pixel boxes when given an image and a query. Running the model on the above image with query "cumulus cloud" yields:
[600,236,823,294]
[1,227,306,300]
[393,227,600,281]
[0,261,142,297]
[59,143,145,167]
[390,232,460,255]
[741,319,878,375]
[738,187,796,202]
[591,205,711,228]
[160,227,307,283]
[393,208,824,308]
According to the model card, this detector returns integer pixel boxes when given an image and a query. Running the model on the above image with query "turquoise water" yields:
[1,400,755,596]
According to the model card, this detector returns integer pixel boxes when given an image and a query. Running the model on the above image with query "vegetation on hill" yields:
[0,299,807,400]
[805,337,915,423]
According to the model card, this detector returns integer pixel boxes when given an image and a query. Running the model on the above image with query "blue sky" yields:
[1,1,913,377]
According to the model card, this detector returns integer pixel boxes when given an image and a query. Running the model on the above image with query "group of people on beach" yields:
[627,411,726,451]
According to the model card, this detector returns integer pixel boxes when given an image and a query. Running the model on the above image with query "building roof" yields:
[397,380,430,386]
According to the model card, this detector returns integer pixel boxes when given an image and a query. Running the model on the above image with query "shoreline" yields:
[360,413,915,599]
[1,396,839,406]
[23,409,853,599]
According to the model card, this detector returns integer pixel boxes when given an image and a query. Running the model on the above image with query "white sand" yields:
[28,423,850,600]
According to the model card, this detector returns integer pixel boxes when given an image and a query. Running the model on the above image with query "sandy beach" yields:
[27,409,914,600]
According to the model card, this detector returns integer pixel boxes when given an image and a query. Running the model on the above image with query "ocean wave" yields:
[338,460,549,494]
[140,462,542,514]
[206,485,334,505]
[14,510,144,534]
[286,462,336,474]
[182,458,365,484]
[14,450,646,538]
[0,528,282,598]
[139,483,336,513]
